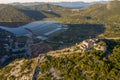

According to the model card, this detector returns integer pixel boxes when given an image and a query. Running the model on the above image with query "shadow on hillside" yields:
[49,24,106,49]
[0,23,105,69]
[42,10,61,17]
[0,22,30,27]
[19,9,47,20]
[67,24,105,41]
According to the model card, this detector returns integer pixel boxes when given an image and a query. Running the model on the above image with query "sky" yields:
[0,0,109,4]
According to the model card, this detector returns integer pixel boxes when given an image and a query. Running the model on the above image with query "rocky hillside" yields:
[106,0,120,10]
[0,39,120,80]
[0,58,37,79]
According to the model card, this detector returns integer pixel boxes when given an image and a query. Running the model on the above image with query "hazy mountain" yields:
[10,2,91,8]
[53,2,90,8]
[53,1,108,8]
[10,1,108,9]
[11,2,46,6]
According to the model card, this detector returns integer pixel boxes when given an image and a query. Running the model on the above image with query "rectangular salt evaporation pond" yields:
[0,26,29,37]
[21,21,62,37]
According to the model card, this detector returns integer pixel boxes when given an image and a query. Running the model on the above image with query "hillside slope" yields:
[81,1,120,22]
[47,1,120,38]
[0,39,120,80]
[0,4,32,22]
[80,1,120,37]
[0,4,65,22]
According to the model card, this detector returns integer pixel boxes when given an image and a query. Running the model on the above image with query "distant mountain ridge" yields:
[10,1,108,8]
[10,2,91,8]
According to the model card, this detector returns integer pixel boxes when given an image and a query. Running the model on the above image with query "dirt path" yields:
[103,37,120,40]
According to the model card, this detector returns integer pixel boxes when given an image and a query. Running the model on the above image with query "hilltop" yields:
[81,0,120,22]
[0,4,31,22]
[0,4,65,24]
[0,39,120,79]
